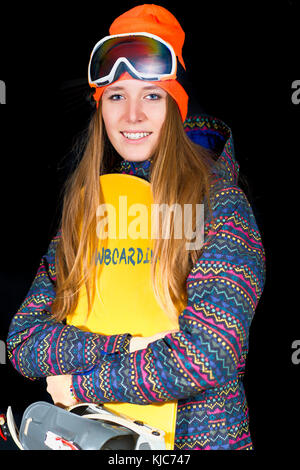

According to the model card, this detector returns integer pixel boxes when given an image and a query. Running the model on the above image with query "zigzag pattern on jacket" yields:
[6,114,266,450]
[6,232,131,378]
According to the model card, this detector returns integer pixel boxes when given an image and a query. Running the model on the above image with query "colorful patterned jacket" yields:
[7,114,266,450]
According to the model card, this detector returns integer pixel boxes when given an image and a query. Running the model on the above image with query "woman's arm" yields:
[70,183,266,404]
[46,329,178,407]
[6,230,131,379]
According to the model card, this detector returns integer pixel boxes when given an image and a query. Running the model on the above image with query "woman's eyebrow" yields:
[105,86,124,91]
[105,85,162,92]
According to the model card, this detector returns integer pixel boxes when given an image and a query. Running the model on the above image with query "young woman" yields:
[6,4,266,450]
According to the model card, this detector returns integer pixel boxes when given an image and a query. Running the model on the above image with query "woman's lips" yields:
[120,131,152,143]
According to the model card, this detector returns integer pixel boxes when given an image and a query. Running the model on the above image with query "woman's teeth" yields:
[122,132,151,140]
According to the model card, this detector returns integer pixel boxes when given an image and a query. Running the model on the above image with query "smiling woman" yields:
[7,3,265,451]
[101,80,168,161]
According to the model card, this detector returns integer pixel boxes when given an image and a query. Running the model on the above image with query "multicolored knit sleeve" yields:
[72,182,266,403]
[6,230,131,379]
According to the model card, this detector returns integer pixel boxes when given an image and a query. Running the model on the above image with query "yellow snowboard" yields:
[67,173,179,449]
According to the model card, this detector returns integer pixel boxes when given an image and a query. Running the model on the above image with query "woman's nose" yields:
[124,99,145,123]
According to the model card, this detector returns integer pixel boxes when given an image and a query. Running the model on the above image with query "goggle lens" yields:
[90,35,173,84]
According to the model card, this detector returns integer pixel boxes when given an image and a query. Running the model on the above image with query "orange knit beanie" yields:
[90,4,189,121]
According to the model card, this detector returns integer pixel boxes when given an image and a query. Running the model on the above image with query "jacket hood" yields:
[184,114,240,185]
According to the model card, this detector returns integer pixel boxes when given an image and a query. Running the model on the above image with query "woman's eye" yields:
[109,94,124,101]
[146,93,161,100]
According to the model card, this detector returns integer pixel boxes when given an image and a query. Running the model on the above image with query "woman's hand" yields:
[129,329,178,353]
[46,374,78,408]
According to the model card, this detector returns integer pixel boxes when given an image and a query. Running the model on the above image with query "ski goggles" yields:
[88,32,177,87]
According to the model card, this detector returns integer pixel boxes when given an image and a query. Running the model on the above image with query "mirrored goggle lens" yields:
[90,35,173,83]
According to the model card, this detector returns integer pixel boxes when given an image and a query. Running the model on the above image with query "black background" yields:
[0,0,299,457]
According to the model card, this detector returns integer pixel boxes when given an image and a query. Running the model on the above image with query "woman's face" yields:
[101,79,167,162]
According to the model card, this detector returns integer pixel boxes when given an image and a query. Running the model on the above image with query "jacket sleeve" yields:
[6,230,131,379]
[72,183,266,404]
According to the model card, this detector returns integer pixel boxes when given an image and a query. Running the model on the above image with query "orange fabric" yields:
[109,4,186,70]
[92,72,188,121]
[90,4,189,122]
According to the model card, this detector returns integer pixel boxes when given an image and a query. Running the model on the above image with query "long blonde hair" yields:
[51,94,216,322]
